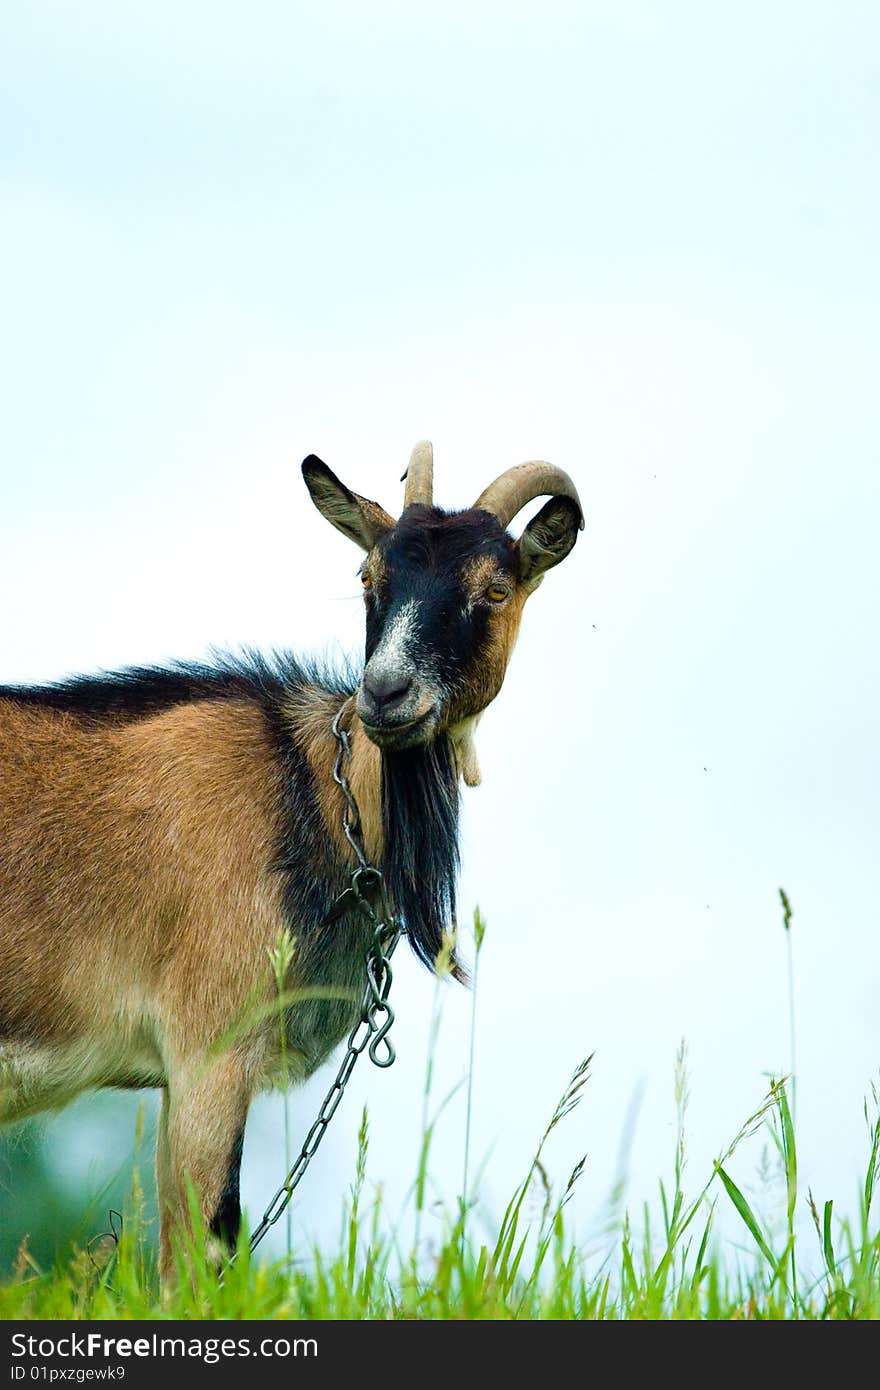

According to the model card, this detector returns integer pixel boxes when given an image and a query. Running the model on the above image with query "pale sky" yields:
[2,2,878,1262]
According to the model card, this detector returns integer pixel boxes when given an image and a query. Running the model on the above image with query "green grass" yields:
[1,903,878,1320]
[1,1061,878,1319]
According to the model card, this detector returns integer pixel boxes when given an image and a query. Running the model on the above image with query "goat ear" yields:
[515,495,582,589]
[302,456,394,552]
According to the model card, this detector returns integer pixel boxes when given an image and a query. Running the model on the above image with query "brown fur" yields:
[0,685,394,1281]
[361,548,387,595]
[1,696,312,1280]
[460,555,504,603]
[287,689,383,862]
[444,583,530,728]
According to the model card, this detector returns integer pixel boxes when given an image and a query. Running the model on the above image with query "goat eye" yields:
[361,572,373,590]
[486,583,510,603]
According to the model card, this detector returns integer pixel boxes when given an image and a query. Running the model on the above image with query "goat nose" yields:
[362,670,413,714]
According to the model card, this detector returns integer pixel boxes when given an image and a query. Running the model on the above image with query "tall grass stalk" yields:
[461,907,486,1241]
[268,928,297,1262]
[413,929,458,1257]
[779,887,796,1121]
[347,1107,369,1290]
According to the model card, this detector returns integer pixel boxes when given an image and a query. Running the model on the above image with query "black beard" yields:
[381,734,463,979]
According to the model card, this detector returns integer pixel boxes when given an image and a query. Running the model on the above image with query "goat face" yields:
[303,444,583,754]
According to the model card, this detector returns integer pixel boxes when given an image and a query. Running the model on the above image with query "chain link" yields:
[245,702,401,1257]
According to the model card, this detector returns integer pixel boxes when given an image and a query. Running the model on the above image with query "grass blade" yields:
[823,1200,836,1277]
[715,1164,777,1271]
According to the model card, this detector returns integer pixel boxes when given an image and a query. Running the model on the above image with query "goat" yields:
[0,443,583,1281]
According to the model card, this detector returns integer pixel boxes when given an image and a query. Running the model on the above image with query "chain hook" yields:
[367,1002,397,1066]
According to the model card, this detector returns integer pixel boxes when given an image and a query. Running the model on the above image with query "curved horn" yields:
[400,440,434,510]
[473,461,585,531]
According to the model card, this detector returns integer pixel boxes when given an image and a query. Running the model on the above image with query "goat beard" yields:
[381,735,464,980]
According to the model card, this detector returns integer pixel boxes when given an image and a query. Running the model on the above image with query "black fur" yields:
[209,1124,245,1248]
[368,509,515,692]
[381,737,462,977]
[377,505,514,572]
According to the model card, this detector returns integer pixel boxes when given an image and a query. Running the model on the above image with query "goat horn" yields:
[473,461,585,531]
[400,440,434,510]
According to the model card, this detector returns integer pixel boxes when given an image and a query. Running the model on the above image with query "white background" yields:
[2,2,877,1263]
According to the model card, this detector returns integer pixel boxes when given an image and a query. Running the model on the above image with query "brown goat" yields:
[0,444,583,1281]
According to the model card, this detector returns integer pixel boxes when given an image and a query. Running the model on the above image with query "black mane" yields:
[0,651,356,727]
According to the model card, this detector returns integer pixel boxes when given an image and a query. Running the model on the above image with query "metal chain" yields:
[246,702,401,1256]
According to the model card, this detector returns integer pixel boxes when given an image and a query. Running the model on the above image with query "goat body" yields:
[0,446,583,1280]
